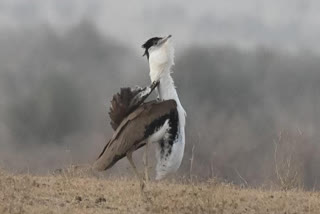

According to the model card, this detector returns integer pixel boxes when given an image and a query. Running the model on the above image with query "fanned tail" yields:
[109,87,143,130]
[108,81,159,130]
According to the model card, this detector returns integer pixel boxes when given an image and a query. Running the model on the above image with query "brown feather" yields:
[93,99,177,171]
[108,81,159,130]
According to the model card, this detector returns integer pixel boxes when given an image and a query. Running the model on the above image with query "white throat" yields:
[149,63,186,128]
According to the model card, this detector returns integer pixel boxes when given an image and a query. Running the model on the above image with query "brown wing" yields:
[93,99,177,171]
[109,81,159,130]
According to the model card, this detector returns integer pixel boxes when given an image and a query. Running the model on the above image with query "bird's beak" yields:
[158,35,172,46]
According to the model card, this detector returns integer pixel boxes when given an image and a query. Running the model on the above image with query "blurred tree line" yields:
[1,22,320,188]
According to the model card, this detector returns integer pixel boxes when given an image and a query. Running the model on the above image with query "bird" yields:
[93,35,186,188]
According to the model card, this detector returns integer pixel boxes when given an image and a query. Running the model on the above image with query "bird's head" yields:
[142,35,174,81]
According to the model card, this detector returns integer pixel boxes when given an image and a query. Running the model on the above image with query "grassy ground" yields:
[0,168,320,214]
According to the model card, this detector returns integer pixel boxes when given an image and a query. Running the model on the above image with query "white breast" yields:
[153,74,186,180]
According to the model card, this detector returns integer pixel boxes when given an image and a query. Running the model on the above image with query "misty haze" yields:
[1,0,320,192]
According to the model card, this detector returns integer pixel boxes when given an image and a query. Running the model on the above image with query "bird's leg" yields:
[143,141,149,183]
[126,151,145,190]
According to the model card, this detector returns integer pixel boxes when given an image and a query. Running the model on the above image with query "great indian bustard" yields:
[93,35,186,189]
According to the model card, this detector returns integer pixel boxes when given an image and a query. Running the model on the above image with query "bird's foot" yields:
[144,168,149,183]
[140,180,146,191]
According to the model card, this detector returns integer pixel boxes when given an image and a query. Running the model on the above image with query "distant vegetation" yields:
[1,22,320,189]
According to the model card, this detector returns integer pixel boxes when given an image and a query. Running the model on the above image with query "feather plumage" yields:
[93,100,177,171]
[108,81,159,130]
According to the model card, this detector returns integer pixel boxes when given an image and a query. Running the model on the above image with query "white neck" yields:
[149,65,186,128]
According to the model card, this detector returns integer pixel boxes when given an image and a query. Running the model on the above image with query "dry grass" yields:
[0,168,320,214]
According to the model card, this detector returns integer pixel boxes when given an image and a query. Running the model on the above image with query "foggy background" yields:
[0,0,320,188]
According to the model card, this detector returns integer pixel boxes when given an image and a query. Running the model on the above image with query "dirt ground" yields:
[0,168,320,214]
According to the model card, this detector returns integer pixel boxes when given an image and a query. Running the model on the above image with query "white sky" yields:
[0,0,319,52]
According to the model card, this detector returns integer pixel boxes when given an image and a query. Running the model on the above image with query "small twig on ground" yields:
[189,144,195,181]
[234,168,248,187]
